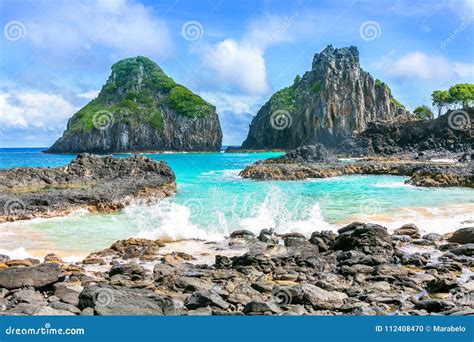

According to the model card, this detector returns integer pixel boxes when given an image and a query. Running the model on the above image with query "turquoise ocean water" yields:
[0,148,473,258]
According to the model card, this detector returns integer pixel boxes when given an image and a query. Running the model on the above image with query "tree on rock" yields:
[431,90,451,117]
[413,105,434,120]
[432,83,474,117]
[448,83,474,108]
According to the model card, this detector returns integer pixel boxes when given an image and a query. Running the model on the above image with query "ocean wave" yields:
[0,246,34,260]
[341,204,474,236]
[373,181,414,188]
[124,186,333,241]
[124,200,226,242]
[200,169,241,180]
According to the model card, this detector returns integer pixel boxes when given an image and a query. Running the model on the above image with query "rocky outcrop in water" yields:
[46,56,222,153]
[339,108,473,157]
[240,148,473,187]
[271,144,338,164]
[241,45,408,150]
[0,224,472,316]
[0,154,176,222]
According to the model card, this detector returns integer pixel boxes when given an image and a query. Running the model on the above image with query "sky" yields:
[0,0,473,147]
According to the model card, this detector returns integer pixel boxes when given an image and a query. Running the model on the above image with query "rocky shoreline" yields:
[240,145,473,188]
[0,223,472,316]
[0,154,176,222]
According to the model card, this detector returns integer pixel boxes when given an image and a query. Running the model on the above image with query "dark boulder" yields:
[394,224,420,239]
[242,301,281,315]
[0,263,65,289]
[332,222,393,257]
[450,243,474,256]
[449,227,474,244]
[230,230,255,239]
[309,230,337,252]
[78,285,175,315]
[274,144,338,164]
[414,299,456,312]
[109,262,147,280]
[184,291,230,310]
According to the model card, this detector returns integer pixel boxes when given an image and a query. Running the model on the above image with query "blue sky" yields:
[1,0,473,147]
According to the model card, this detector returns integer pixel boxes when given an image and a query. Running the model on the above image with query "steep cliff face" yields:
[241,45,408,150]
[47,56,222,153]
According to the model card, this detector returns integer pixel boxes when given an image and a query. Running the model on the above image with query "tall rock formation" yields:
[47,56,222,153]
[241,45,408,150]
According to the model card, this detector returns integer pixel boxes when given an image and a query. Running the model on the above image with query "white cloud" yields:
[197,13,300,96]
[0,92,78,128]
[449,0,474,19]
[26,0,173,60]
[202,39,269,95]
[77,90,100,100]
[198,92,263,146]
[243,13,299,49]
[373,51,474,80]
[454,63,474,79]
[199,92,263,115]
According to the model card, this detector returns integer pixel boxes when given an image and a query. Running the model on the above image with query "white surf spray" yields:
[239,187,331,237]
[124,199,226,241]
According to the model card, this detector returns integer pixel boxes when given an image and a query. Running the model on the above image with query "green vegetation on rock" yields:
[390,98,404,108]
[166,86,212,118]
[311,81,321,93]
[432,83,474,116]
[375,79,390,93]
[413,105,434,120]
[269,86,295,112]
[67,56,213,134]
[375,79,404,108]
[145,112,165,130]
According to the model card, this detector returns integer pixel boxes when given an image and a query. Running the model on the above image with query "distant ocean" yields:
[1,148,473,259]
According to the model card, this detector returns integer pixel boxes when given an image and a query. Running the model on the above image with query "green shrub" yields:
[311,81,321,93]
[166,86,211,118]
[146,112,165,130]
[270,86,295,111]
[413,105,434,120]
